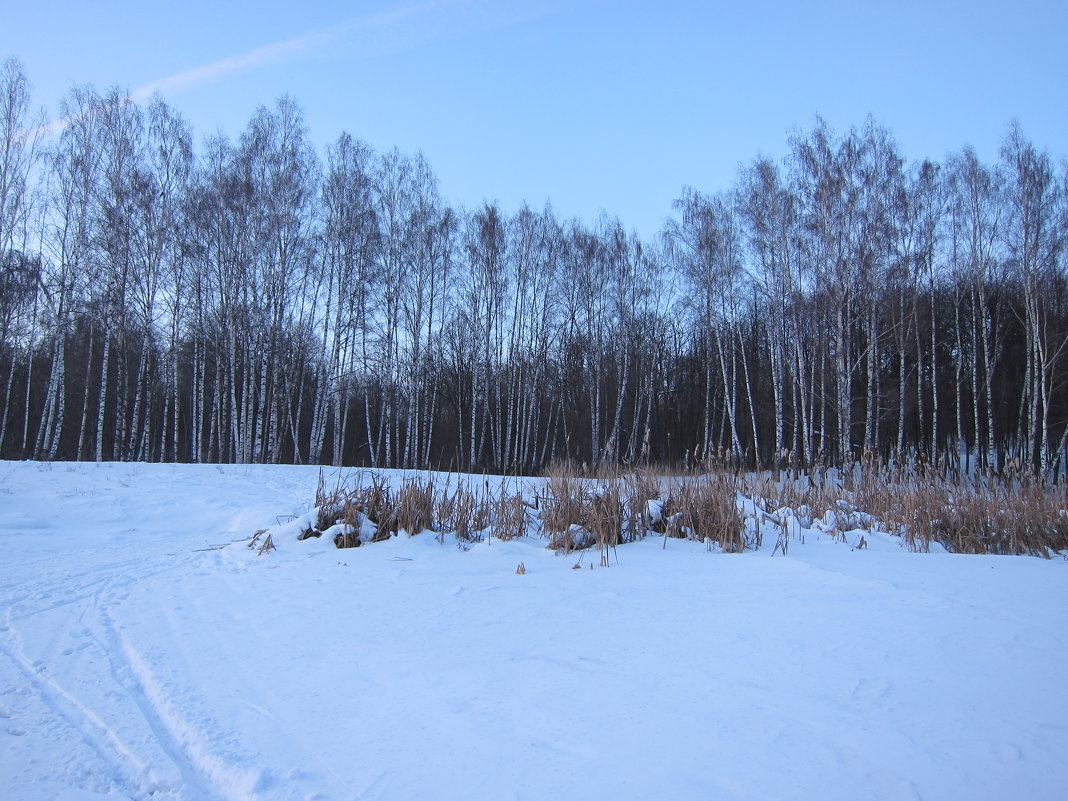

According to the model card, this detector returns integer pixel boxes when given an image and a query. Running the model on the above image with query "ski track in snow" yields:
[0,463,299,801]
[0,461,1066,800]
[0,539,259,801]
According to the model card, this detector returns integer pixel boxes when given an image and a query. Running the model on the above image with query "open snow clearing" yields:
[1,461,1066,800]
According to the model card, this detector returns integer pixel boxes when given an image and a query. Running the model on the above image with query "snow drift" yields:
[1,461,1066,801]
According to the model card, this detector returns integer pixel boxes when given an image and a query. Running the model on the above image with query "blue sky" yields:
[3,0,1065,237]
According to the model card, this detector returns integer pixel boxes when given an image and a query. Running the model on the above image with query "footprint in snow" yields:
[850,677,894,711]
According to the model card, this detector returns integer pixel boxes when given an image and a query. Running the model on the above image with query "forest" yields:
[1,56,1066,474]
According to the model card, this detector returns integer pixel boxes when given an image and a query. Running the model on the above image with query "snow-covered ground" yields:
[1,461,1065,801]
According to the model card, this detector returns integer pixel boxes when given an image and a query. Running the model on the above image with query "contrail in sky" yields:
[33,0,491,140]
[131,0,455,102]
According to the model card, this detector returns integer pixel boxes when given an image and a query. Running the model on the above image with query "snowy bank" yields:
[1,461,1066,801]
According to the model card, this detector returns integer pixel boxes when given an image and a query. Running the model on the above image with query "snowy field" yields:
[1,461,1066,801]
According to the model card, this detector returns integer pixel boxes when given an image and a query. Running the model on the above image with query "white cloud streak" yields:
[130,0,456,102]
[31,0,473,141]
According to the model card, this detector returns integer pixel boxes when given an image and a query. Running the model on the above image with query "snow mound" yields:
[1,462,1066,801]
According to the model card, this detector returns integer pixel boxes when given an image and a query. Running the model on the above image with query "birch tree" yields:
[317,132,379,465]
[1000,124,1065,470]
[0,57,44,454]
[37,86,103,459]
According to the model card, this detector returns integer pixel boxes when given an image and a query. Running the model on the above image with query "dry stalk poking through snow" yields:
[395,478,435,535]
[296,463,1068,559]
[663,476,745,552]
[541,472,592,552]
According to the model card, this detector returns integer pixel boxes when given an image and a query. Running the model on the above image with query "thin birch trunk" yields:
[77,325,95,460]
[95,328,111,462]
[715,327,743,457]
[0,354,15,455]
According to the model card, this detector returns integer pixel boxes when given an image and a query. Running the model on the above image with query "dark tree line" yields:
[2,57,1067,473]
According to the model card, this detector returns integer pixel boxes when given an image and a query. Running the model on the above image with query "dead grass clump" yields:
[889,485,944,552]
[851,460,908,531]
[590,483,623,565]
[938,482,1068,556]
[1007,480,1068,554]
[333,527,362,549]
[541,473,592,552]
[313,469,350,533]
[946,491,1011,554]
[621,471,661,540]
[395,478,435,535]
[438,485,492,542]
[358,476,397,540]
[876,470,1068,557]
[664,476,745,552]
[660,482,694,539]
[303,461,1068,559]
[491,492,531,541]
[763,472,833,522]
[333,490,374,549]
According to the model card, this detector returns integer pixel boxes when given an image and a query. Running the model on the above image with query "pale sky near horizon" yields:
[3,0,1065,238]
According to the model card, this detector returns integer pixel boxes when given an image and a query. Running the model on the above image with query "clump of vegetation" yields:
[589,483,623,565]
[357,475,397,540]
[491,491,531,541]
[395,478,435,535]
[621,471,662,539]
[887,476,1068,556]
[662,475,745,552]
[312,471,349,535]
[437,485,489,542]
[286,460,1068,560]
[306,469,397,548]
[541,471,593,552]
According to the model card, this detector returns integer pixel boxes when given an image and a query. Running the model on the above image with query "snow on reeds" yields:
[661,474,746,551]
[292,461,1068,559]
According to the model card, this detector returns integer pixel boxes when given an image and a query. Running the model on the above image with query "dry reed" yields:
[395,478,435,535]
[541,472,592,552]
[437,485,489,542]
[590,483,623,565]
[668,475,745,552]
[491,492,530,541]
[621,471,661,540]
[300,460,1068,559]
